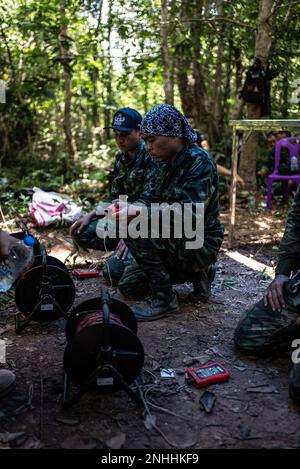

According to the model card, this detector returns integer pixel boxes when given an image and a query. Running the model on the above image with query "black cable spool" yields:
[32,254,69,273]
[63,287,144,405]
[14,246,75,330]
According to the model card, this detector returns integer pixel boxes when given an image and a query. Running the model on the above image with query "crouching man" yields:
[234,188,300,403]
[104,104,223,321]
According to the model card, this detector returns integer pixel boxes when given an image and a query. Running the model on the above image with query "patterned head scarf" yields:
[140,104,197,144]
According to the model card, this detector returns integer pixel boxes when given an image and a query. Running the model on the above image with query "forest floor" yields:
[0,197,300,449]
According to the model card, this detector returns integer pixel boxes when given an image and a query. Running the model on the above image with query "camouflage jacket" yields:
[148,144,224,268]
[276,187,300,276]
[96,141,157,213]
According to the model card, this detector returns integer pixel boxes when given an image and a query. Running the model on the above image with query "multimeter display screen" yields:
[195,365,225,379]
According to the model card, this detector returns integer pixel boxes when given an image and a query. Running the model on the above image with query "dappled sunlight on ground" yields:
[225,249,274,279]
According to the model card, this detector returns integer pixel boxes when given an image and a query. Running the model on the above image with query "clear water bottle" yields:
[247,194,256,209]
[290,156,299,173]
[0,235,35,293]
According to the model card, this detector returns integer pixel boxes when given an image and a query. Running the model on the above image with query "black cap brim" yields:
[103,125,136,131]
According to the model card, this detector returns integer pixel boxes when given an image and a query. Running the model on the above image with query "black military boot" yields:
[289,362,300,403]
[186,263,217,303]
[132,290,179,322]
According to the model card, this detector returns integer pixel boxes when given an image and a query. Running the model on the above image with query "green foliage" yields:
[0,0,299,194]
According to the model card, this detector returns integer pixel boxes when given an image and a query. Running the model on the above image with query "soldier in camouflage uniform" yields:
[69,108,157,258]
[103,104,224,320]
[234,187,300,402]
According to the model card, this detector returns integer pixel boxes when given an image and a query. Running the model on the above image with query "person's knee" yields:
[118,277,141,299]
[233,300,279,357]
[234,318,257,354]
[118,273,150,300]
[72,225,91,249]
[233,323,270,357]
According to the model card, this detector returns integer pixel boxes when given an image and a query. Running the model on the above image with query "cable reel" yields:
[63,286,144,408]
[14,246,75,333]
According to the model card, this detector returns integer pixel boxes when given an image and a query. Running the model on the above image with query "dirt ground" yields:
[1,201,299,449]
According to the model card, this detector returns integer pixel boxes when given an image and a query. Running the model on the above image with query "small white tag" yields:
[96,377,114,386]
[41,304,54,311]
[160,368,176,378]
[0,340,6,364]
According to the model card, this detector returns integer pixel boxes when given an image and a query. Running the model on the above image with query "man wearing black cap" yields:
[69,108,157,257]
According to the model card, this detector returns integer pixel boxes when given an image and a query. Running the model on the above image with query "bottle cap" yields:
[23,235,36,247]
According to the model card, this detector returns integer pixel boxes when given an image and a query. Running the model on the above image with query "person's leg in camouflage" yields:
[117,233,219,318]
[234,298,300,402]
[73,217,119,251]
[234,299,299,356]
[218,175,230,207]
[289,362,300,403]
[102,250,150,299]
[118,261,150,299]
[185,264,217,303]
[121,236,179,320]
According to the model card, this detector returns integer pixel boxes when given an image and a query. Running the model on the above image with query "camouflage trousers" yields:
[103,236,219,300]
[234,298,300,357]
[72,217,119,252]
[218,176,230,198]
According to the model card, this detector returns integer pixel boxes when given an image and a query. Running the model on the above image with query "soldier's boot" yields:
[121,236,181,320]
[289,362,300,403]
[132,290,179,322]
[186,263,217,303]
[0,370,16,399]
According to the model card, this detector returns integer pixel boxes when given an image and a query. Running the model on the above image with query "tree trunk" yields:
[91,0,103,149]
[209,0,224,147]
[177,58,194,116]
[160,0,174,105]
[59,0,78,165]
[103,0,113,142]
[190,0,209,130]
[176,0,194,115]
[239,0,277,190]
[221,28,234,141]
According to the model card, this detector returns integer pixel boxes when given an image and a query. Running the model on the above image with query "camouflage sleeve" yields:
[178,155,218,208]
[276,186,300,276]
[134,161,159,207]
[106,155,120,202]
[148,155,220,231]
[178,156,223,261]
[95,155,118,215]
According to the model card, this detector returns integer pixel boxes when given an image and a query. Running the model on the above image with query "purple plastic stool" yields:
[267,137,300,209]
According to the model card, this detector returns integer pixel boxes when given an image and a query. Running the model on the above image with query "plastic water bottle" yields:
[247,194,256,209]
[290,156,299,173]
[0,235,35,293]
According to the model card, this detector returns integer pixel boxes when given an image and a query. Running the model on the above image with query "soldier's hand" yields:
[0,231,18,261]
[111,198,127,211]
[115,239,128,260]
[263,274,289,312]
[69,213,92,236]
[111,203,141,222]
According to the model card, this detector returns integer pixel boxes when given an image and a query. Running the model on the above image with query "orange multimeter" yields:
[72,269,100,279]
[185,362,230,388]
